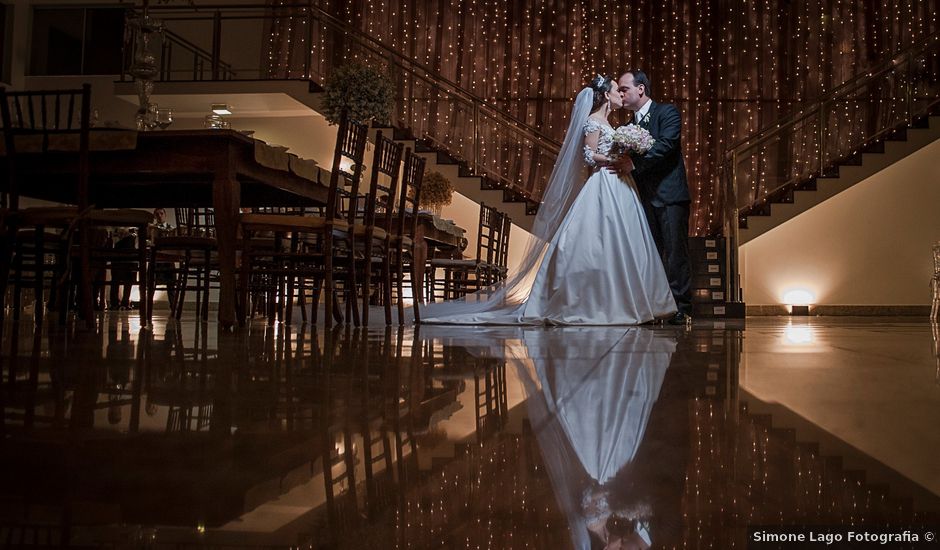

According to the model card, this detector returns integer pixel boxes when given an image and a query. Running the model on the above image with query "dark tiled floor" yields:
[0,315,938,548]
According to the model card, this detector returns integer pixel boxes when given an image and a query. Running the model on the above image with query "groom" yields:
[616,70,692,325]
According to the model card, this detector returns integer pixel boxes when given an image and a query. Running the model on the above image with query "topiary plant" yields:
[321,62,395,125]
[419,171,454,211]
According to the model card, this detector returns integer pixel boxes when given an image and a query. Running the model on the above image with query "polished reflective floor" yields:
[0,315,938,548]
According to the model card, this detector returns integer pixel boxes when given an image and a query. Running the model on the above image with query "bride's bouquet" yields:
[610,124,656,160]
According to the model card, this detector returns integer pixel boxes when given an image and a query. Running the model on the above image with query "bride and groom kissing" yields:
[422,70,692,326]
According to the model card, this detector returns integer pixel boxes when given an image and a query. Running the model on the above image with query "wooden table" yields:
[5,130,328,329]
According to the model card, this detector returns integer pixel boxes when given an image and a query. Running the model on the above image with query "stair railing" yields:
[721,30,940,302]
[122,2,561,203]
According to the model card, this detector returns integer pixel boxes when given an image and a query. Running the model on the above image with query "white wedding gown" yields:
[423,119,676,325]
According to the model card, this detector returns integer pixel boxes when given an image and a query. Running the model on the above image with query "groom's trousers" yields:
[644,201,693,315]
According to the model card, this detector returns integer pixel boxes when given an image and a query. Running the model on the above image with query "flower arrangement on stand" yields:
[321,62,395,125]
[418,171,453,215]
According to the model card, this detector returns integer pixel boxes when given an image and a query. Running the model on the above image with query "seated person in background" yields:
[149,207,173,242]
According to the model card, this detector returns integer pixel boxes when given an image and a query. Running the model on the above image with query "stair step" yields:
[414,139,435,153]
[392,127,414,141]
[436,151,457,165]
[693,301,745,318]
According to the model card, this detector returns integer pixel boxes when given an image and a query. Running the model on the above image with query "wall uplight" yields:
[782,288,815,315]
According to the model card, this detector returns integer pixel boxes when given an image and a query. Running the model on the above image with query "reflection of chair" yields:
[428,203,509,300]
[931,243,940,320]
[474,360,507,441]
[322,426,360,532]
[356,327,408,517]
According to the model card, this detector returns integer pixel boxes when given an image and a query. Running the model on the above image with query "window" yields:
[29,7,125,76]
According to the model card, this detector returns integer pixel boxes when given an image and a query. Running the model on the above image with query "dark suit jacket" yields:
[631,101,691,207]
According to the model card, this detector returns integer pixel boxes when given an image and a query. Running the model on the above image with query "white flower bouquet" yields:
[610,124,656,159]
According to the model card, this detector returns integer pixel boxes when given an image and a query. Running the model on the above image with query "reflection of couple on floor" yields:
[516,328,690,550]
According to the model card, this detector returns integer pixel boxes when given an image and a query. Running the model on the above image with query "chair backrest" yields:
[363,132,403,235]
[0,84,92,210]
[173,207,216,238]
[474,203,505,264]
[327,110,368,222]
[497,214,512,271]
[395,148,426,240]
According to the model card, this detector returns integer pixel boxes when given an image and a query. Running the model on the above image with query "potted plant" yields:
[419,171,454,215]
[321,62,395,125]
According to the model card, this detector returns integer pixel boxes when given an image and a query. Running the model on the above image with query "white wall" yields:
[440,194,535,266]
[740,137,940,306]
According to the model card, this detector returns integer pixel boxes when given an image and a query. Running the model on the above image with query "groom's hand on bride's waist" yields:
[607,155,635,176]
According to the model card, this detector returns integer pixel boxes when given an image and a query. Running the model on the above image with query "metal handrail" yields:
[727,28,940,156]
[161,27,236,80]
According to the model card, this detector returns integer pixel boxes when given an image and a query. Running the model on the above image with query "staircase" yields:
[737,113,940,245]
[722,30,940,303]
[727,33,940,241]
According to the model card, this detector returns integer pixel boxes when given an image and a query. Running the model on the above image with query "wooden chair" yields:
[242,205,306,325]
[238,111,368,327]
[357,132,403,326]
[493,213,512,283]
[389,149,426,323]
[146,207,218,322]
[427,203,509,300]
[0,84,152,325]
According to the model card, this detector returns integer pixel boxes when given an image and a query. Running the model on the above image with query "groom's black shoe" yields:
[667,312,691,326]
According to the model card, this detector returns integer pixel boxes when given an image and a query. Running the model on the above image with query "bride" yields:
[422,75,676,325]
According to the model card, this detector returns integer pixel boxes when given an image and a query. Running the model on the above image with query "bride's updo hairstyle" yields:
[589,74,614,114]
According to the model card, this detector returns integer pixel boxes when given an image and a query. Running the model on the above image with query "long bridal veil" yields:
[420,88,595,320]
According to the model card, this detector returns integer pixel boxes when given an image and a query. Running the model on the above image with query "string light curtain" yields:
[264,0,938,235]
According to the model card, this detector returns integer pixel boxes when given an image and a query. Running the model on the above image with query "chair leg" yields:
[361,239,374,327]
[238,239,252,327]
[0,233,13,345]
[201,249,210,320]
[146,247,157,323]
[382,250,392,326]
[323,233,334,329]
[298,274,308,323]
[78,222,95,327]
[138,224,149,325]
[12,238,24,323]
[176,253,190,320]
[348,250,360,327]
[33,227,45,326]
[395,252,405,325]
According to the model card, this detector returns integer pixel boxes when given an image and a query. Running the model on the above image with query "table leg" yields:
[412,224,429,320]
[213,165,240,330]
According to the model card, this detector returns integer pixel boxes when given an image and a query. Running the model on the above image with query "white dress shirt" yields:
[634,99,653,125]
